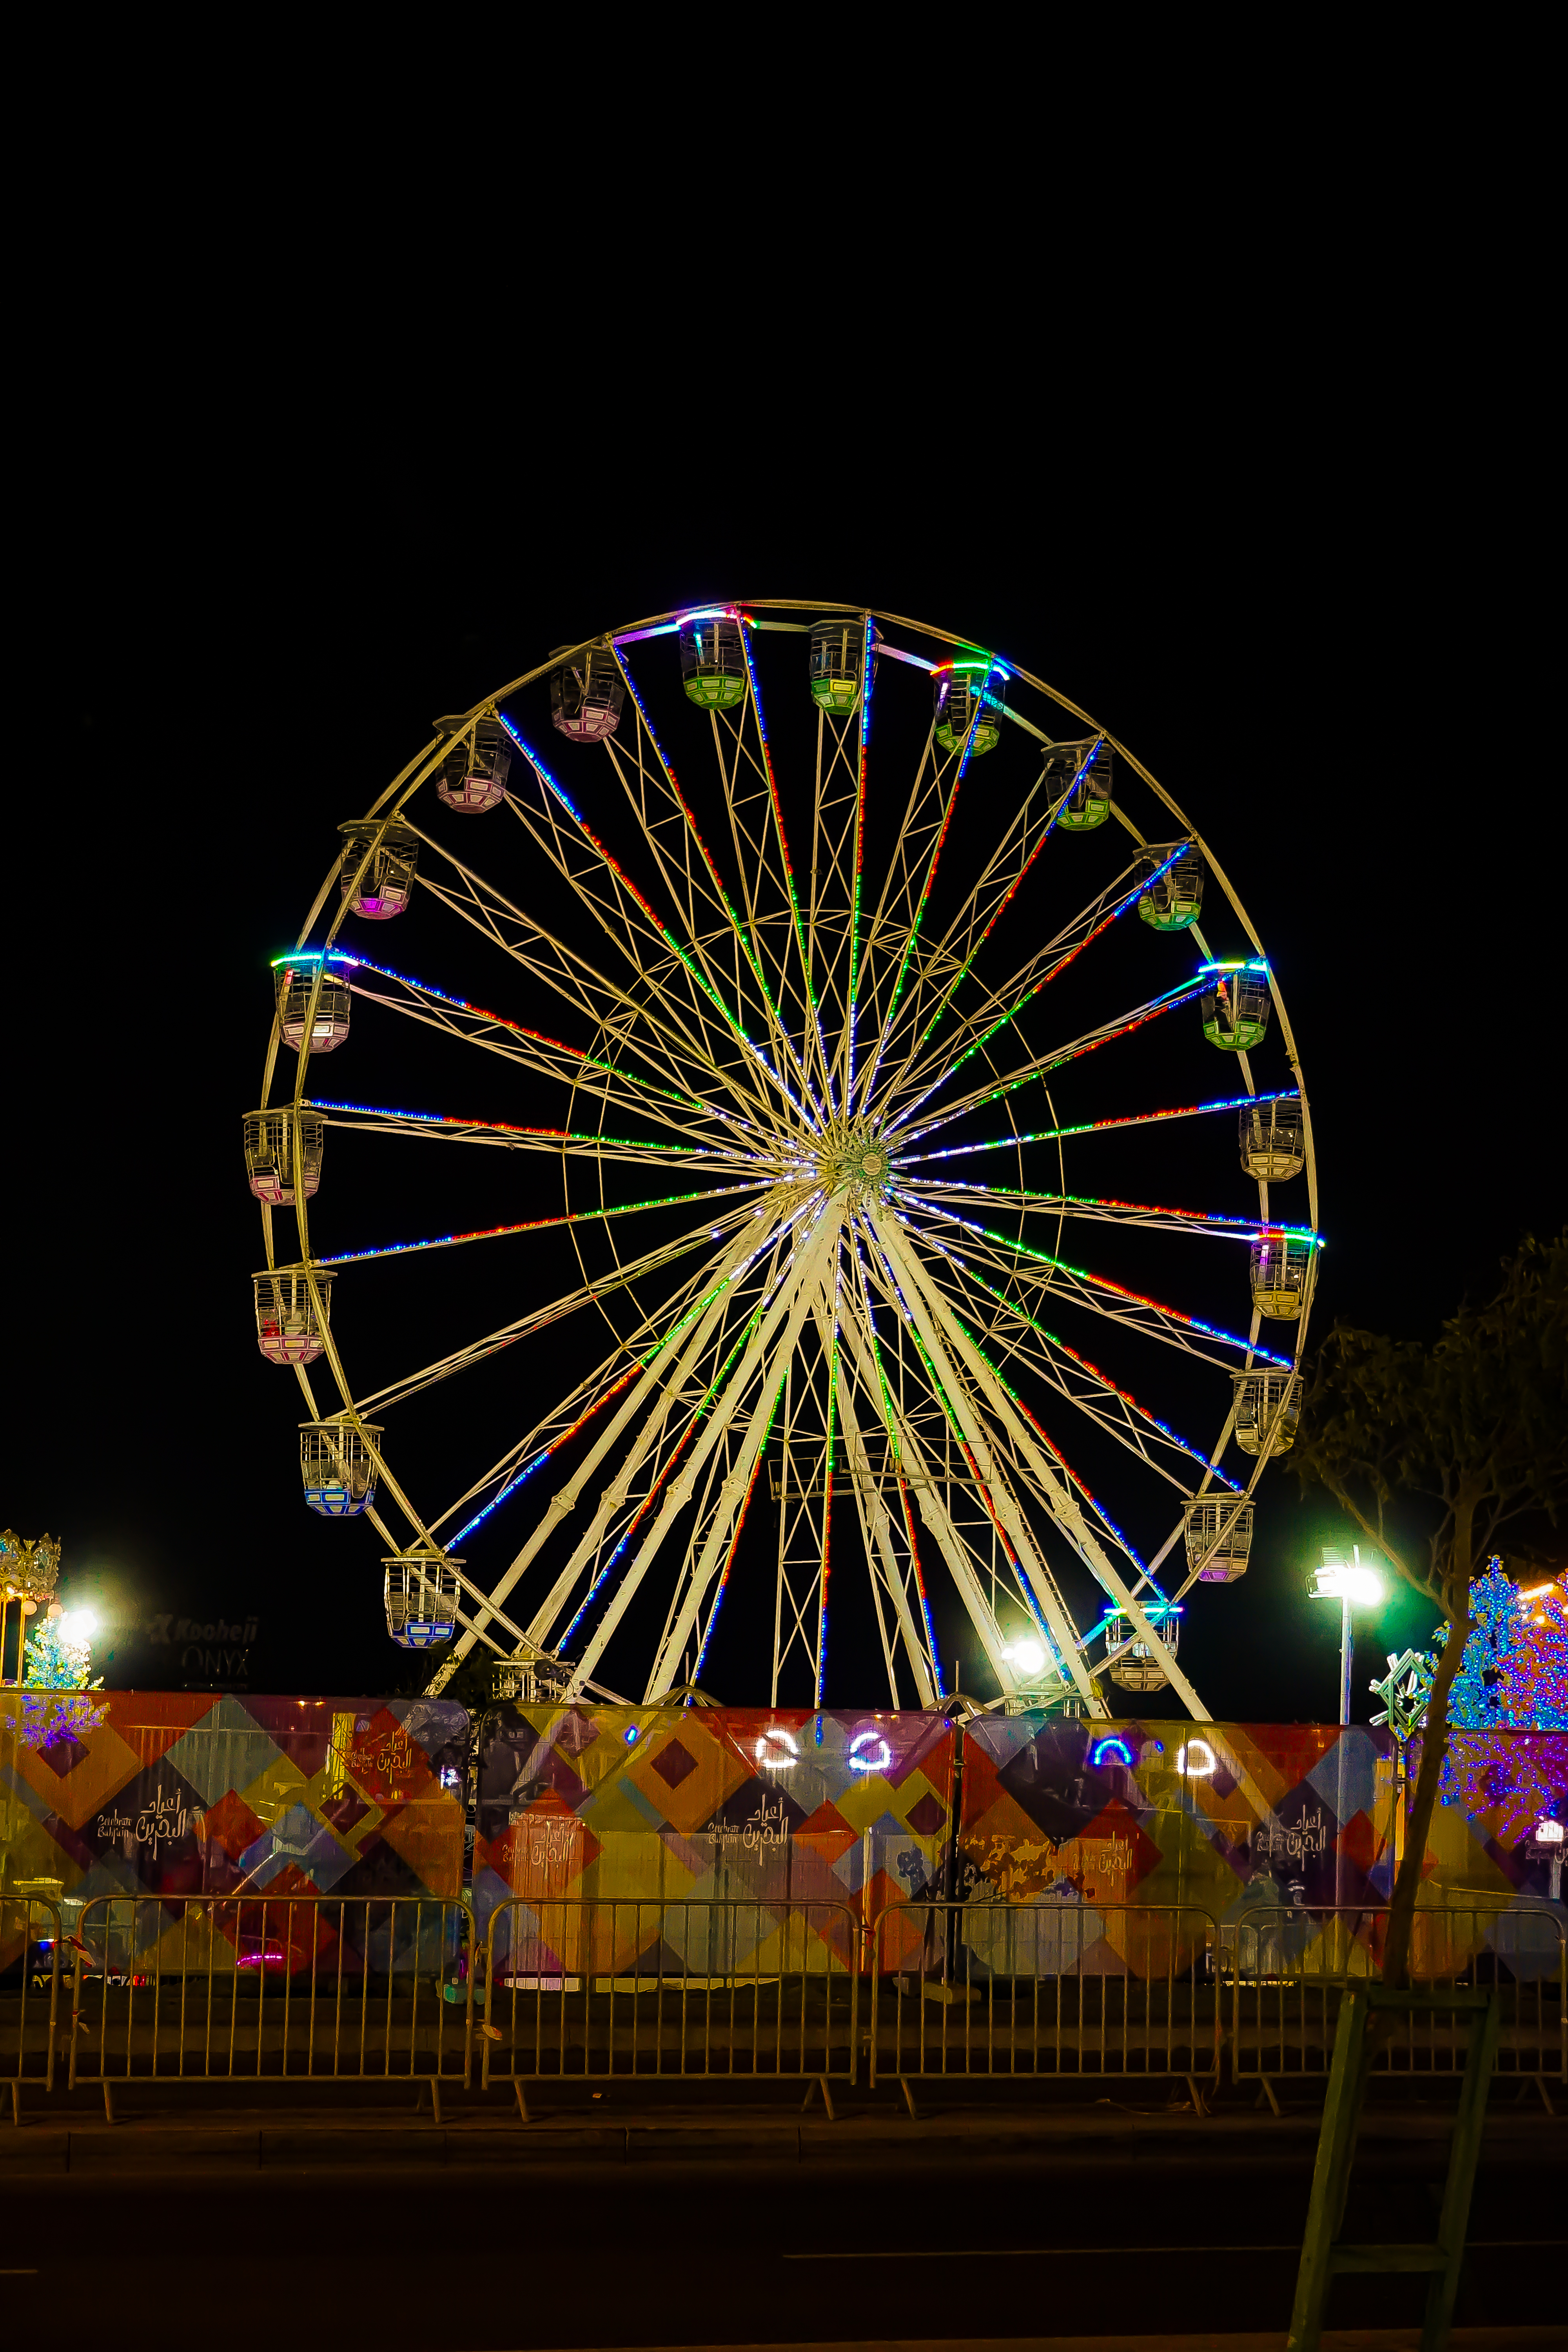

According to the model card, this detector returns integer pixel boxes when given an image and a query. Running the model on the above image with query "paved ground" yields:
[2,2090,1562,2348]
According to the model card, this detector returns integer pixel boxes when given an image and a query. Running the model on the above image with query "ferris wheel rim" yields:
[253,597,1318,1715]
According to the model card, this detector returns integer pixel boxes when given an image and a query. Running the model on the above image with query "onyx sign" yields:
[142,1613,260,1689]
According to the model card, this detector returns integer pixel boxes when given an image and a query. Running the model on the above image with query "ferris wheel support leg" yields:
[567,1203,844,1701]
[867,1210,1105,1719]
[520,1213,814,1653]
[435,1227,770,1682]
[641,1218,845,1704]
[885,1222,1220,1726]
[840,1283,1016,1702]
[824,1296,938,1708]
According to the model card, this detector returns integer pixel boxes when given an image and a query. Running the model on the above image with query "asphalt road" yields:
[2,2120,1563,2348]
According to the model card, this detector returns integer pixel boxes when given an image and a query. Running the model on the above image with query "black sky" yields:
[12,275,1552,1724]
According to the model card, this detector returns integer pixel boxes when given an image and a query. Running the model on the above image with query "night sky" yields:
[15,367,1553,1728]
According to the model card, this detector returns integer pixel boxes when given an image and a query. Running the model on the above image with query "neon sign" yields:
[1090,1736,1136,1770]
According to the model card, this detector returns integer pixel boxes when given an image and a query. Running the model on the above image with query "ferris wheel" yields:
[246,601,1319,1723]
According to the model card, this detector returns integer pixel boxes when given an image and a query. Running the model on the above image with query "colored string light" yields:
[899,1090,1302,1167]
[692,1401,775,1686]
[891,1198,1296,1368]
[317,1183,768,1267]
[888,977,1212,1149]
[303,1100,719,1156]
[904,1178,1319,1243]
[916,1232,1244,1493]
[444,1361,644,1548]
[611,641,799,1071]
[497,712,800,1110]
[896,832,1183,1122]
[910,735,1114,1057]
[344,951,725,1123]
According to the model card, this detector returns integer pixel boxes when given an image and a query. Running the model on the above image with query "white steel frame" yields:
[253,601,1320,1721]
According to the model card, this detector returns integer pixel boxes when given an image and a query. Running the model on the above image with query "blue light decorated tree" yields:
[1447,1561,1527,1728]
[1443,1559,1568,1731]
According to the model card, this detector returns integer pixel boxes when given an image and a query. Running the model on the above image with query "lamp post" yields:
[1309,1545,1385,1725]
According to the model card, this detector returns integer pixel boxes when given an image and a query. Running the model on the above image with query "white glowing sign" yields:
[848,1730,892,1775]
[1178,1739,1216,1779]
[1535,1819,1564,1846]
[755,1728,799,1771]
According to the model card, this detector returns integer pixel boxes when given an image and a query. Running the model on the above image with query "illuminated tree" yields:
[1294,1231,1568,1988]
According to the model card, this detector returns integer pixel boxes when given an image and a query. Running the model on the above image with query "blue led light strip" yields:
[887,977,1212,1149]
[891,1198,1296,1369]
[316,1183,768,1267]
[909,735,1112,1058]
[444,1361,644,1549]
[304,1099,715,1156]
[917,1231,1245,1494]
[899,1090,1302,1167]
[890,832,1184,1129]
[903,1180,1321,1243]
[342,951,729,1125]
[503,703,821,1132]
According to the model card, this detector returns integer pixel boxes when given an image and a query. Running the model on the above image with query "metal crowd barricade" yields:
[2,1893,62,2119]
[481,1896,861,2111]
[1227,1903,1567,2106]
[867,1900,1223,2107]
[67,1893,474,2113]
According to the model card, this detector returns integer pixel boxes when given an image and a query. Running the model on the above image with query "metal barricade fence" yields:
[867,1901,1222,2092]
[2,1893,62,2114]
[67,1894,474,2094]
[481,1896,861,2092]
[1227,1903,1566,2089]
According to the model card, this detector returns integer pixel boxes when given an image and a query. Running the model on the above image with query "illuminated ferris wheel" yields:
[245,602,1319,1721]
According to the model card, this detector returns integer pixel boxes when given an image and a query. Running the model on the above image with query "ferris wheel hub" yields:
[816,1122,892,1200]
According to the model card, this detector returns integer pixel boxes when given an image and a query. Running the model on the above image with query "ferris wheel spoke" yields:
[877,833,1169,1114]
[841,1245,1021,1700]
[432,1214,810,1682]
[410,840,790,1138]
[640,1206,843,1704]
[303,1098,757,1177]
[733,621,834,1104]
[884,975,1213,1149]
[917,1237,1245,1499]
[827,1289,940,1707]
[893,744,1097,1057]
[890,1197,1295,1372]
[854,719,982,1116]
[855,1212,1099,1711]
[604,657,822,1121]
[565,1202,842,1701]
[313,1181,773,1270]
[897,1177,1320,1247]
[871,1207,1207,1722]
[516,1201,821,1657]
[898,1089,1303,1171]
[349,1212,746,1421]
[342,956,757,1149]
[493,724,804,1127]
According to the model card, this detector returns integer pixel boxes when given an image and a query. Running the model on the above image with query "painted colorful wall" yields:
[0,1691,471,1954]
[476,1705,1566,1979]
[475,1704,956,1973]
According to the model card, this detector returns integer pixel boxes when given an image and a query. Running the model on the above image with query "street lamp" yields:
[1309,1545,1384,1724]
